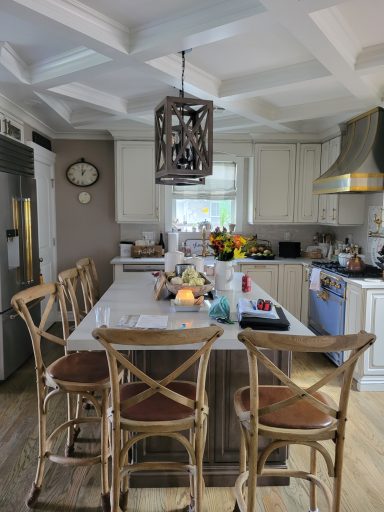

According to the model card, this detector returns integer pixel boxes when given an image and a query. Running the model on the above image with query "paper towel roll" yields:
[164,251,184,272]
[167,232,179,252]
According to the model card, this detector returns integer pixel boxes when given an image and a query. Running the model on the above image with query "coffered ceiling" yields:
[1,0,384,139]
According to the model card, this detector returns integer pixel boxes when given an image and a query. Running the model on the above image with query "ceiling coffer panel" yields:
[313,107,384,194]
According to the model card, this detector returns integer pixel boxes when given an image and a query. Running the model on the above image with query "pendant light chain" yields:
[180,50,185,99]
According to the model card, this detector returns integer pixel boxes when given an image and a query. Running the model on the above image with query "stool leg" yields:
[194,420,205,512]
[119,430,130,512]
[65,393,76,457]
[110,413,121,512]
[309,447,318,512]
[100,389,110,511]
[332,436,345,512]
[189,428,196,510]
[246,427,258,512]
[27,384,47,507]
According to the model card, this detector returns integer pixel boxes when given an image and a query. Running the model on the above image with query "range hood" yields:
[313,107,384,194]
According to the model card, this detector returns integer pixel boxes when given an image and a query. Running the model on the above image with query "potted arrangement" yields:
[209,227,246,289]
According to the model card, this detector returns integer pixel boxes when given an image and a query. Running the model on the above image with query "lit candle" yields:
[175,289,195,306]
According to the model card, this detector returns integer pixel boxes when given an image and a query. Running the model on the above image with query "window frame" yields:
[164,154,244,233]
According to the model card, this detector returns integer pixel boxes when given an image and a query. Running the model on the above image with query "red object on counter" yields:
[242,274,252,292]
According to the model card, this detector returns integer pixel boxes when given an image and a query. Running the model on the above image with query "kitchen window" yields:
[166,156,244,232]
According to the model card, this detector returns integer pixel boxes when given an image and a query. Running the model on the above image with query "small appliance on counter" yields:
[278,241,301,258]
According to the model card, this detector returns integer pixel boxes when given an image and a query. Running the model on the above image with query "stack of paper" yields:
[237,298,279,319]
[116,314,168,329]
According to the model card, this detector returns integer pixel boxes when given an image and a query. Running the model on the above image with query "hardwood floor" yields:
[1,328,383,512]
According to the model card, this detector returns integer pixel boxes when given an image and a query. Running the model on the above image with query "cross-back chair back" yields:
[233,329,376,512]
[58,267,84,327]
[11,283,110,510]
[76,257,100,313]
[93,325,223,512]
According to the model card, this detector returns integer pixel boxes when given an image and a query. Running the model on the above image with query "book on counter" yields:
[237,298,290,331]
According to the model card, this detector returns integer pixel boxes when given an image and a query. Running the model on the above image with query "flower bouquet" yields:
[209,227,247,261]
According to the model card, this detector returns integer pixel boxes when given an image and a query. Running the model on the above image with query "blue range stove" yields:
[308,261,381,365]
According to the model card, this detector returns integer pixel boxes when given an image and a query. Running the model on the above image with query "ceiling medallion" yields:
[154,50,213,185]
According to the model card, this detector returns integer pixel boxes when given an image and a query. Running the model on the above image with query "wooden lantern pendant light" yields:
[155,50,213,185]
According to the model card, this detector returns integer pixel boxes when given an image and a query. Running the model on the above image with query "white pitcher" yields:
[214,260,234,290]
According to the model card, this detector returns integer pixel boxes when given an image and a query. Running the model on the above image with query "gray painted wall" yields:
[53,139,119,294]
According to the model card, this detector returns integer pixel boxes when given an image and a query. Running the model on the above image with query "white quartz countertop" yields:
[344,276,384,288]
[111,256,313,265]
[68,272,312,352]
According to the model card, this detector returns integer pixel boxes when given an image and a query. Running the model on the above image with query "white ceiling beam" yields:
[31,46,111,84]
[147,55,220,97]
[218,97,294,132]
[48,83,128,115]
[214,118,261,133]
[146,55,294,132]
[293,0,351,14]
[0,42,30,84]
[34,91,72,123]
[9,0,130,56]
[130,0,268,60]
[219,60,330,99]
[274,97,372,123]
[356,43,384,72]
[260,0,380,103]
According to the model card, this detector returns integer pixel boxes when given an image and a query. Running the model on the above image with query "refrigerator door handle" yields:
[21,197,34,285]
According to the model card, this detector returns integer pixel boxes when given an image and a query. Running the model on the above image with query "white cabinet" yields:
[240,264,279,300]
[345,283,384,391]
[277,264,303,320]
[0,110,24,142]
[249,144,296,223]
[115,141,160,223]
[295,144,321,223]
[319,137,365,225]
[248,143,321,224]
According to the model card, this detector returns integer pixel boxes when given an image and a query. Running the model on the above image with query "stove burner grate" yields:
[311,260,383,278]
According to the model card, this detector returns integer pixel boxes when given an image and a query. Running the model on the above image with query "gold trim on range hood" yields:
[313,107,384,194]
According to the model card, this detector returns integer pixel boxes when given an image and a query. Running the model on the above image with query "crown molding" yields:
[0,92,55,138]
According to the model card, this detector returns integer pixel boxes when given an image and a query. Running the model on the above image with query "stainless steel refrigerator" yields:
[0,134,40,380]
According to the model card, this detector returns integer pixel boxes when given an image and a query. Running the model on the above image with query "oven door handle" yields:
[316,290,329,301]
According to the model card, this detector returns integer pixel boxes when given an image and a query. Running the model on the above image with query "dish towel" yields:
[309,267,321,291]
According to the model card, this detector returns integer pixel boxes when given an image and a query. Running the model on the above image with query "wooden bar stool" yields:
[233,330,376,512]
[76,257,100,313]
[11,283,111,510]
[58,267,85,326]
[93,325,223,512]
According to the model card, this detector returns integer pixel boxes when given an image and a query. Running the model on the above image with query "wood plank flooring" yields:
[1,328,384,511]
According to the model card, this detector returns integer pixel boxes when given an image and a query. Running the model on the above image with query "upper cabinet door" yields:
[295,144,321,223]
[250,144,296,223]
[115,141,160,223]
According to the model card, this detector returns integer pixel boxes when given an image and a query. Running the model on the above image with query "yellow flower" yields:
[234,248,246,259]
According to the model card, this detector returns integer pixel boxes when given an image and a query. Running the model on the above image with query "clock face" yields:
[78,191,91,204]
[66,160,99,187]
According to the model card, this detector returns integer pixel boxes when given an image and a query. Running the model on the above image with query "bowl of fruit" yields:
[165,267,213,297]
[245,239,275,260]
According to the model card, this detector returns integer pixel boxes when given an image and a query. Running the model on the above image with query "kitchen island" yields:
[68,272,312,487]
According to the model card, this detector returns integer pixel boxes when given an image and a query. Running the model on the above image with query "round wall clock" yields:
[66,158,99,187]
[78,191,91,204]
